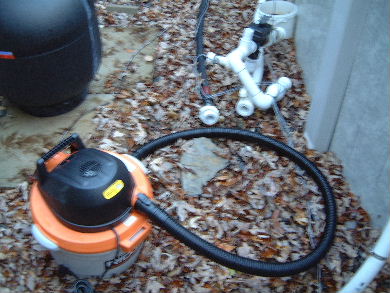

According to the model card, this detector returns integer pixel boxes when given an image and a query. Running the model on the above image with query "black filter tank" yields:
[0,0,101,116]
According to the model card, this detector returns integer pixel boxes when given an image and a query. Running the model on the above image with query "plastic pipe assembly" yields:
[195,0,295,125]
[207,27,292,113]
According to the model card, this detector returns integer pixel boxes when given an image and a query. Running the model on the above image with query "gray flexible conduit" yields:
[132,128,337,277]
[196,0,213,104]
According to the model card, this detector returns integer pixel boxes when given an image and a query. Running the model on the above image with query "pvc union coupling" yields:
[199,105,220,125]
[236,98,255,117]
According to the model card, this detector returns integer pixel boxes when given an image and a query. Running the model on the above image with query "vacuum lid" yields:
[38,148,135,232]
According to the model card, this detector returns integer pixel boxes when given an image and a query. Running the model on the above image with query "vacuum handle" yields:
[36,133,85,181]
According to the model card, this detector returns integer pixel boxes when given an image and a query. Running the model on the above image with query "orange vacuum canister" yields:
[30,134,153,278]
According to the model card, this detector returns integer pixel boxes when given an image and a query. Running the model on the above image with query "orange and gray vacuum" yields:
[30,129,337,282]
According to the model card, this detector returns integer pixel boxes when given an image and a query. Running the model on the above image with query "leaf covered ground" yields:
[0,1,389,292]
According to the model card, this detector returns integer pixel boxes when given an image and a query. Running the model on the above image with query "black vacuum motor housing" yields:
[38,148,135,232]
[0,0,101,116]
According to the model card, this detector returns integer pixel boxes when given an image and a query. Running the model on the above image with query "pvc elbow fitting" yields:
[266,83,280,98]
[199,105,220,125]
[252,92,274,110]
[236,98,255,117]
[266,27,287,46]
[258,27,288,49]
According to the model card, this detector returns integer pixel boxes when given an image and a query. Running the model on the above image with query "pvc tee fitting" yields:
[199,105,220,125]
[251,92,274,110]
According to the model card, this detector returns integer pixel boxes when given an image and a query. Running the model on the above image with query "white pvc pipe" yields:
[264,27,287,47]
[207,27,291,113]
[236,68,273,110]
[225,34,274,110]
[236,49,264,117]
[252,49,265,85]
[339,219,390,293]
[373,219,390,257]
[245,58,258,74]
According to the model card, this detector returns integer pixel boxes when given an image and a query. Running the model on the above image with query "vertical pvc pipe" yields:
[339,219,390,293]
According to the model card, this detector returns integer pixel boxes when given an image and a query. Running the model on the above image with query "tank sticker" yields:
[0,51,15,59]
[103,180,124,199]
[123,215,137,227]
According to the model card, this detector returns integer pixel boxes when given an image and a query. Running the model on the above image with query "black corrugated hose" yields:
[196,0,213,104]
[132,128,337,277]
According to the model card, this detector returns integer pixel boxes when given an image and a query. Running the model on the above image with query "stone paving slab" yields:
[106,4,138,15]
[0,94,113,187]
[180,138,229,196]
[90,26,158,94]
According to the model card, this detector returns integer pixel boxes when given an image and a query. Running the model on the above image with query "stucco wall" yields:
[294,0,333,95]
[294,0,389,228]
[329,0,389,228]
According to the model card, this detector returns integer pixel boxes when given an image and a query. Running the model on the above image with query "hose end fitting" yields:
[199,105,220,125]
[236,98,255,117]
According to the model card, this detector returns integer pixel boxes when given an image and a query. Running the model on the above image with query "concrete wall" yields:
[295,0,389,228]
[294,0,333,95]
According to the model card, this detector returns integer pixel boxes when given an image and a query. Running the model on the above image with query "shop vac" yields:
[30,128,337,284]
[0,0,101,116]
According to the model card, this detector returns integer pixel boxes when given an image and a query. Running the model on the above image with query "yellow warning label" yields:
[103,180,125,199]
